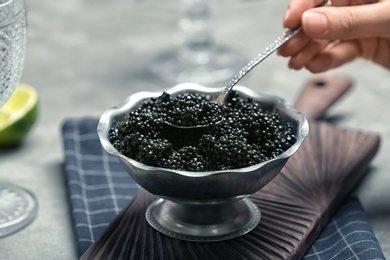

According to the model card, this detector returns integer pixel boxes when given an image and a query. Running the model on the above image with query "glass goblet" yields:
[148,0,247,87]
[0,0,37,237]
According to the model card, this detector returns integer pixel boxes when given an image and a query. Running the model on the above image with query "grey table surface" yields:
[0,0,389,259]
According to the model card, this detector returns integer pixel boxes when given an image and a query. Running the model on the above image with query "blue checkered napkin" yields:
[304,196,385,259]
[61,118,139,255]
[61,118,385,259]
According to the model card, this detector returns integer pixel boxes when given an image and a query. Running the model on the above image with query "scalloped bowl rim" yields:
[97,83,309,178]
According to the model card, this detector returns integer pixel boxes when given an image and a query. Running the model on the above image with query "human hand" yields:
[277,0,390,72]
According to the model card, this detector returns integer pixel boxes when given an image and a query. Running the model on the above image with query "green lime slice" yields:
[0,83,39,146]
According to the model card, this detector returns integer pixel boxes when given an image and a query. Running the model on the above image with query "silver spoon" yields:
[166,0,331,130]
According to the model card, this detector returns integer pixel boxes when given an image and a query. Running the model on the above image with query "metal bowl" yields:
[97,83,309,242]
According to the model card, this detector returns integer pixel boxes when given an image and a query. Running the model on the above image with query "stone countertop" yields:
[0,0,389,259]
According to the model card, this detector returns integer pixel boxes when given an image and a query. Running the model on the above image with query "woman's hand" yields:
[277,0,390,72]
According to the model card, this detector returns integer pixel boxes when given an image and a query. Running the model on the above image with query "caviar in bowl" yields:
[97,83,309,242]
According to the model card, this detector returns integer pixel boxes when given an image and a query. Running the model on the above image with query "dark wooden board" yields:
[81,74,379,259]
[294,74,353,120]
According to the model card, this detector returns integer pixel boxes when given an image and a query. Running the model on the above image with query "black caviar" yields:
[109,91,297,171]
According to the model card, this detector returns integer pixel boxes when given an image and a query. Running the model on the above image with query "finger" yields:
[277,32,311,57]
[283,0,325,29]
[302,2,390,40]
[304,40,361,72]
[288,39,330,70]
[372,39,390,69]
[331,0,379,7]
[359,38,390,69]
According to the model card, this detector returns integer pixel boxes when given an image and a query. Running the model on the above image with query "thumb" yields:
[301,3,390,40]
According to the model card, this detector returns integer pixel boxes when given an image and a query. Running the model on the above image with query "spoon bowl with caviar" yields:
[98,83,309,242]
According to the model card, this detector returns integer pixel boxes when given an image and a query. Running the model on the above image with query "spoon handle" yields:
[215,28,301,104]
[214,0,331,104]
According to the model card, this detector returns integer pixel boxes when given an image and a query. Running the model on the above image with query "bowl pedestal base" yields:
[145,197,261,242]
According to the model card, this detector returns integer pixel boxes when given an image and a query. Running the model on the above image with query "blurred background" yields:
[0,0,389,258]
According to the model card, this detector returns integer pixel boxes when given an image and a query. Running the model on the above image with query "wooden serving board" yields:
[81,74,380,260]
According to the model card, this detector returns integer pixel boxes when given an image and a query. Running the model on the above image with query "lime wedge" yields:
[0,83,39,146]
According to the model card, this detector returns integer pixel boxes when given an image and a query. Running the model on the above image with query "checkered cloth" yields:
[61,118,385,259]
